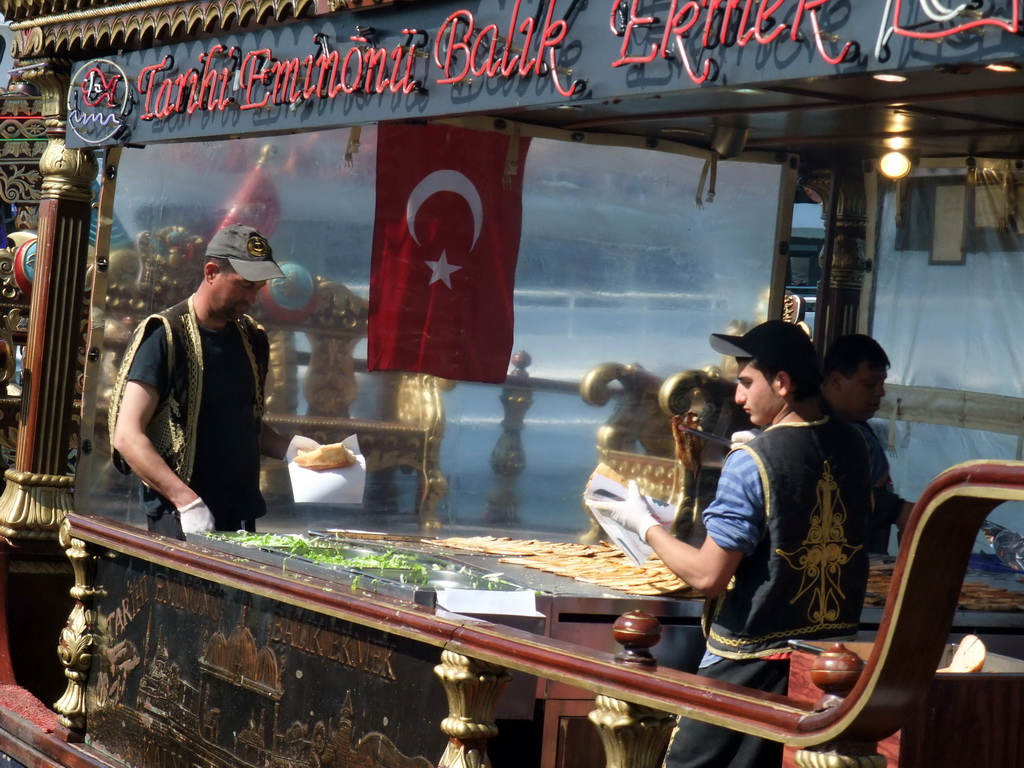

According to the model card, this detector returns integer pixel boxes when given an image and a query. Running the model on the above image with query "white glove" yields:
[286,435,321,462]
[730,429,762,450]
[590,481,661,543]
[177,498,215,534]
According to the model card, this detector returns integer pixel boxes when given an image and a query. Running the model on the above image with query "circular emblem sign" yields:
[67,59,135,146]
[13,234,37,298]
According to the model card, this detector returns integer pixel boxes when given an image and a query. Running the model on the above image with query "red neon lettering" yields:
[340,47,364,93]
[239,50,272,109]
[81,68,121,109]
[715,0,746,45]
[611,0,659,67]
[661,0,701,61]
[807,4,852,64]
[890,0,1020,40]
[701,0,729,48]
[270,58,305,104]
[505,0,537,78]
[319,51,344,98]
[435,11,474,84]
[152,78,176,120]
[301,55,321,100]
[470,23,502,78]
[192,46,229,113]
[535,0,569,79]
[362,46,390,93]
[735,0,760,45]
[137,58,174,120]
[791,0,829,33]
[753,0,787,44]
[389,45,420,94]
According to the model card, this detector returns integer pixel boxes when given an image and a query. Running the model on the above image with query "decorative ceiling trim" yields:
[9,1,325,59]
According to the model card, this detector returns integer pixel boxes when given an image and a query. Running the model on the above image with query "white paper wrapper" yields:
[288,435,366,504]
[583,463,675,566]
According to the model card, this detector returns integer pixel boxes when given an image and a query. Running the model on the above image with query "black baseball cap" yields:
[710,320,819,379]
[206,224,285,281]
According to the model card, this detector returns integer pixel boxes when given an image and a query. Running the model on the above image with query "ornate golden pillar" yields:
[53,518,100,739]
[588,695,675,768]
[803,166,869,356]
[434,650,511,768]
[0,59,97,541]
[792,749,887,768]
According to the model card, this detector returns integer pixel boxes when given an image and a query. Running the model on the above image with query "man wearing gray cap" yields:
[110,224,318,539]
[592,320,872,768]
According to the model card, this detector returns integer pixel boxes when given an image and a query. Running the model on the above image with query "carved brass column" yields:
[589,695,675,768]
[0,59,97,540]
[792,748,886,768]
[53,518,100,739]
[803,166,868,355]
[434,650,511,768]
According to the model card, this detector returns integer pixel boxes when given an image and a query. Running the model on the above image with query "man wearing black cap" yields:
[593,320,872,768]
[110,224,319,539]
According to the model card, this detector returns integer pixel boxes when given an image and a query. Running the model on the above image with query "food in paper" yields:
[288,435,366,504]
[293,441,357,470]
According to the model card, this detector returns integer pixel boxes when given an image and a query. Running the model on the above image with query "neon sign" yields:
[434,0,586,95]
[65,0,1024,147]
[68,59,134,145]
[134,35,428,122]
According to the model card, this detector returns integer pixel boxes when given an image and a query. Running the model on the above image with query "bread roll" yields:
[937,634,986,673]
[293,442,357,470]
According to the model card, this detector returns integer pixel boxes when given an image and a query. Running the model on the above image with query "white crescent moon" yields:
[406,170,483,249]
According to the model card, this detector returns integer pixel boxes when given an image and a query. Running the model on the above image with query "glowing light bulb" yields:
[879,151,913,179]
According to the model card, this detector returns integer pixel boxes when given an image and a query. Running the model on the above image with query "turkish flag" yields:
[369,123,530,384]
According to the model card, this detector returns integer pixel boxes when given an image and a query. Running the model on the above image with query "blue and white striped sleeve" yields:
[701,449,765,556]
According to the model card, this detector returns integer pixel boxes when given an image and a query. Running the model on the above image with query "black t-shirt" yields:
[127,323,265,523]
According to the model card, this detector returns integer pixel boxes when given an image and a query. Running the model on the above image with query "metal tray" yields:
[199,532,527,608]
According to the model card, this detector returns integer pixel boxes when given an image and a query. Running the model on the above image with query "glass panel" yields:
[78,125,782,539]
[873,166,1024,549]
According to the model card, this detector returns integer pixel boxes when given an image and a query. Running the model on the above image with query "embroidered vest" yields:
[109,297,269,485]
[705,417,871,659]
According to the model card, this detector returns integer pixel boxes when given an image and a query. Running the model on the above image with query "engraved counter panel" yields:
[85,552,447,768]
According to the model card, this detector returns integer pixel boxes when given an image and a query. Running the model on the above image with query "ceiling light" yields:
[874,73,908,83]
[986,62,1019,73]
[879,150,913,179]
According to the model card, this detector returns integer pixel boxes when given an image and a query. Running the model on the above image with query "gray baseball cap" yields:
[206,224,285,281]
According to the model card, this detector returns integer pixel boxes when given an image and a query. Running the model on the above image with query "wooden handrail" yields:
[795,459,1024,743]
[67,460,1024,749]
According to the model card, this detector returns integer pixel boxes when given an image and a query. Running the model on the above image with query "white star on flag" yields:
[425,251,462,288]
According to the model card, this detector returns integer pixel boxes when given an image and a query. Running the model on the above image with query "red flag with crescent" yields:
[368,123,530,384]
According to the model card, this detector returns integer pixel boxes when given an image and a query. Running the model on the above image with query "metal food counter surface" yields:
[196,531,1024,669]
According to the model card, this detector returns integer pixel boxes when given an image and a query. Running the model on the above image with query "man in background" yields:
[110,224,318,539]
[822,334,913,553]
